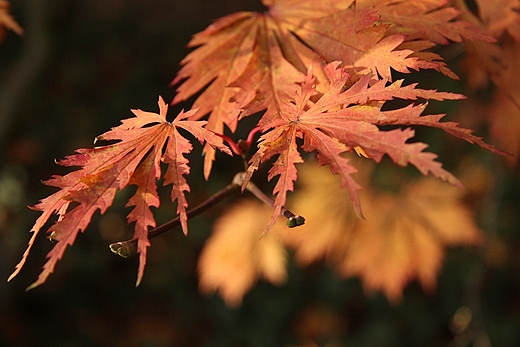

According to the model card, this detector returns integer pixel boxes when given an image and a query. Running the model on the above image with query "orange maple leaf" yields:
[488,80,520,160]
[458,3,520,160]
[475,0,520,40]
[9,96,231,289]
[356,0,495,44]
[171,0,460,177]
[243,62,500,235]
[286,7,438,80]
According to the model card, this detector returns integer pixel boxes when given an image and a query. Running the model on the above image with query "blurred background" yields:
[0,1,519,346]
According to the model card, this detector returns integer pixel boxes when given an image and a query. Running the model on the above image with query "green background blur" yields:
[1,1,519,346]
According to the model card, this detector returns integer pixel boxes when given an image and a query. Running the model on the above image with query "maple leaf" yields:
[243,62,502,235]
[279,162,483,303]
[458,0,520,89]
[0,0,23,41]
[338,177,483,302]
[459,15,520,161]
[345,102,509,156]
[198,199,287,306]
[411,41,464,79]
[475,0,520,40]
[356,0,496,44]
[277,160,368,266]
[488,88,520,161]
[286,7,438,80]
[171,0,454,177]
[9,96,231,289]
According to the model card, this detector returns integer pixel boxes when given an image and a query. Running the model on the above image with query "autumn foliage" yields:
[6,0,518,304]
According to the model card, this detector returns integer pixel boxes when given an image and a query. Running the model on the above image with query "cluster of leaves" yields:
[198,0,519,305]
[8,0,513,296]
[199,160,484,305]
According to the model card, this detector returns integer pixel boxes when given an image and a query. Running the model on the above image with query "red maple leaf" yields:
[9,97,231,289]
[242,62,503,235]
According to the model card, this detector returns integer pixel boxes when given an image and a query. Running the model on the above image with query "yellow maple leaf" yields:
[277,161,363,265]
[280,161,483,303]
[340,178,483,302]
[198,200,287,306]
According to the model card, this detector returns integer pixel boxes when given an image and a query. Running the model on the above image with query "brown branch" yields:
[109,174,241,258]
[109,172,304,258]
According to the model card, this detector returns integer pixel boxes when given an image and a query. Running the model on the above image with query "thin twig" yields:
[109,172,305,258]
[110,175,241,258]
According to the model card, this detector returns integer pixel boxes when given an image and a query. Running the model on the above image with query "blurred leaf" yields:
[198,200,287,306]
[475,0,520,40]
[281,161,483,303]
[0,0,23,41]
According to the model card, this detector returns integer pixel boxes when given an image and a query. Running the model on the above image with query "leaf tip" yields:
[25,281,41,292]
[135,275,143,288]
[6,272,17,283]
[355,203,365,220]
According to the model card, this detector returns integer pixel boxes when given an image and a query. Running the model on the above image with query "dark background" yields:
[1,1,519,346]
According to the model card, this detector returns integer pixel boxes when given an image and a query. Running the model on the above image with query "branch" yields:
[109,172,304,258]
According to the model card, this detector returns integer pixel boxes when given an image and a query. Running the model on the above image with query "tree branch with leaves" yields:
[7,0,512,302]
